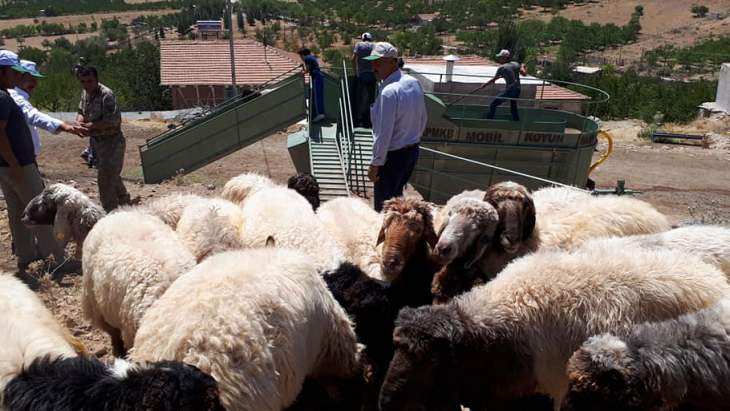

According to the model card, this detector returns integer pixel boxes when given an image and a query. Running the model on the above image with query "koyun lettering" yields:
[524,133,564,144]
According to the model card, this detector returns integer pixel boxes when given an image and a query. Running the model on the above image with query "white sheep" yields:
[531,185,592,218]
[480,181,671,278]
[81,210,196,357]
[583,224,730,276]
[130,248,362,411]
[220,172,277,205]
[433,189,486,233]
[317,197,383,279]
[142,193,205,229]
[379,243,730,411]
[0,273,85,397]
[240,187,345,271]
[21,183,106,259]
[176,198,245,262]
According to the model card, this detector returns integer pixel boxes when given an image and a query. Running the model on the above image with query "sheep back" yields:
[221,173,276,205]
[317,197,383,279]
[240,187,345,271]
[142,193,205,229]
[81,211,196,351]
[130,248,360,411]
[176,198,245,262]
[458,243,730,405]
[0,274,83,394]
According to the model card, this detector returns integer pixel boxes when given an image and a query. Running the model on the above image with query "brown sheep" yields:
[377,198,440,307]
[483,181,536,255]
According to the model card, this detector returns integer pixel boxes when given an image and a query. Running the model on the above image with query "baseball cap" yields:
[363,42,398,61]
[20,59,44,78]
[495,49,511,58]
[0,50,27,73]
[361,32,373,41]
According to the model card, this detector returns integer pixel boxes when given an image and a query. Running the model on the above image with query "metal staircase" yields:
[306,66,374,200]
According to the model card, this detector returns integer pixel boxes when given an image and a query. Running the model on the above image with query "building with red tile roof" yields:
[160,39,302,108]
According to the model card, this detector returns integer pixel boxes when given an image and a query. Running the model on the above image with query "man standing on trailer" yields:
[480,49,526,121]
[365,42,427,212]
[352,32,376,127]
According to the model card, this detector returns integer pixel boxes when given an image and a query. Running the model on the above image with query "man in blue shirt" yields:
[0,50,66,280]
[352,32,376,127]
[298,48,325,123]
[364,42,427,211]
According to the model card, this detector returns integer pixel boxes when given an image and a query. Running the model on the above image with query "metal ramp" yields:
[140,70,306,184]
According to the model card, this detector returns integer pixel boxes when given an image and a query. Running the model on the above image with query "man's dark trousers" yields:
[355,72,376,127]
[374,144,419,212]
[486,87,521,121]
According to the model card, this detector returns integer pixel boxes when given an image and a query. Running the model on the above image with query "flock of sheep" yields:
[2,172,730,411]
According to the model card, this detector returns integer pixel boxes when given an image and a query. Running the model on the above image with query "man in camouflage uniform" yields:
[76,66,131,212]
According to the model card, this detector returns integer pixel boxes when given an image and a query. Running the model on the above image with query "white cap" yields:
[496,49,511,58]
[0,50,24,72]
[19,59,44,77]
[364,42,399,61]
[361,32,373,41]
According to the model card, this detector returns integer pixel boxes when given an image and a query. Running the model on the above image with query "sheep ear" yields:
[52,204,74,243]
[377,215,392,245]
[425,225,438,248]
[265,236,276,247]
[464,234,491,269]
[521,195,536,240]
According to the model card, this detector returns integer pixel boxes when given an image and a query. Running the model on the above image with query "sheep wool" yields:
[176,198,245,262]
[564,298,730,411]
[142,193,205,229]
[583,224,730,277]
[21,183,105,258]
[317,197,384,279]
[459,243,730,406]
[131,248,360,411]
[221,172,277,205]
[0,274,84,399]
[240,187,345,271]
[81,210,196,356]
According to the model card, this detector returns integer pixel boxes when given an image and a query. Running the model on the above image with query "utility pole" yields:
[226,0,238,98]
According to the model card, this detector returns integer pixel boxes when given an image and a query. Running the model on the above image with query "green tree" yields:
[691,5,709,18]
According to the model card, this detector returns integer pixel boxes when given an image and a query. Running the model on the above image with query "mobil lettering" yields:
[465,131,504,143]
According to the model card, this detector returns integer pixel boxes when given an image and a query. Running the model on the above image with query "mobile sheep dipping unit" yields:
[288,61,611,203]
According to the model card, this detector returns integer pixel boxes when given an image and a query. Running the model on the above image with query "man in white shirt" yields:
[364,42,427,211]
[9,59,87,156]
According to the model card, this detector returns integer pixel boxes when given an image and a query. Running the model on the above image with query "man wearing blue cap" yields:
[9,59,87,157]
[0,50,66,279]
[364,42,427,212]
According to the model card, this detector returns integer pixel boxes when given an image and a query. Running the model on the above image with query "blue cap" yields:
[0,50,26,73]
[19,59,44,78]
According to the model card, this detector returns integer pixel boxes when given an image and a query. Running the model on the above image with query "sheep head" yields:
[484,181,535,255]
[432,198,499,267]
[287,172,321,211]
[377,198,438,281]
[21,184,63,226]
[563,334,649,411]
[379,305,464,411]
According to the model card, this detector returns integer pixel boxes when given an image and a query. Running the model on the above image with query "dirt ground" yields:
[521,0,730,67]
[0,120,297,358]
[0,119,728,359]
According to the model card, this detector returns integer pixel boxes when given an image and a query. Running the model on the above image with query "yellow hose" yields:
[588,130,614,175]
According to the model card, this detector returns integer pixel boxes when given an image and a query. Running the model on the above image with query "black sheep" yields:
[287,173,321,211]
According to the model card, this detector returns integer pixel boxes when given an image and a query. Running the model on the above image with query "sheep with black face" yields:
[288,172,321,211]
[562,299,730,411]
[21,183,105,259]
[379,243,730,411]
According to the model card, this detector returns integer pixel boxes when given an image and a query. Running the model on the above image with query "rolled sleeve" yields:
[370,90,396,166]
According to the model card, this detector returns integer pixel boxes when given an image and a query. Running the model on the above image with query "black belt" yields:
[389,143,419,153]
